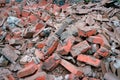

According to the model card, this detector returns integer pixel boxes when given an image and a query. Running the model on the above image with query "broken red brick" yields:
[94,47,109,58]
[17,64,38,78]
[2,45,19,63]
[88,34,111,49]
[38,0,48,7]
[42,53,61,71]
[77,54,101,67]
[52,4,61,16]
[78,26,97,37]
[57,37,75,55]
[36,42,46,49]
[42,35,58,56]
[6,74,15,80]
[36,75,46,80]
[34,49,44,60]
[40,12,50,21]
[24,72,47,80]
[60,59,83,76]
[61,39,73,53]
[5,34,12,41]
[97,34,111,49]
[45,4,52,12]
[87,36,103,45]
[35,22,45,32]
[61,4,69,10]
[29,14,38,22]
[22,10,30,17]
[70,40,91,57]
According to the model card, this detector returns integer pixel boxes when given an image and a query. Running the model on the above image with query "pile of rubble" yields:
[0,0,120,80]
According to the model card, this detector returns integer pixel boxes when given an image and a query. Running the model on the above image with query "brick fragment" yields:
[17,64,38,78]
[34,49,44,60]
[57,36,75,55]
[87,34,110,49]
[97,34,111,49]
[61,4,69,10]
[70,40,91,57]
[29,14,38,22]
[24,72,47,80]
[77,54,101,67]
[78,26,97,37]
[38,0,48,7]
[42,53,61,71]
[61,39,72,53]
[35,22,45,32]
[52,4,61,16]
[40,12,50,21]
[42,35,58,56]
[6,74,15,80]
[5,33,12,41]
[60,59,83,76]
[2,45,18,63]
[22,10,30,17]
[94,47,109,58]
[36,42,46,49]
[36,76,46,80]
[87,36,103,45]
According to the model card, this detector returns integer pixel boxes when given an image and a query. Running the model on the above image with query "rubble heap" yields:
[0,0,120,80]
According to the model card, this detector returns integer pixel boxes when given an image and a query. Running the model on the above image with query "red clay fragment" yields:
[34,49,44,60]
[88,34,111,49]
[35,22,45,32]
[77,54,101,67]
[17,64,38,78]
[78,26,97,37]
[22,10,30,17]
[94,47,109,58]
[57,37,75,55]
[24,72,47,80]
[42,53,61,71]
[87,36,103,45]
[70,40,91,57]
[42,35,58,56]
[6,74,15,80]
[60,59,83,76]
[29,14,38,22]
[36,42,46,49]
